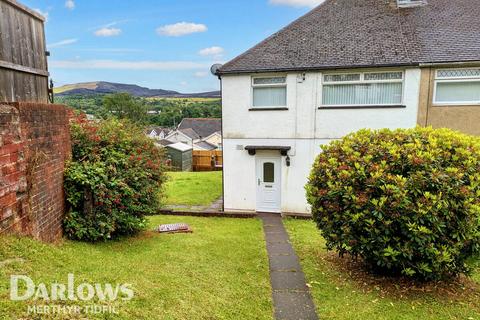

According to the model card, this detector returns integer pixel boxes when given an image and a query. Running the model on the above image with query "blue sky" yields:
[22,0,323,93]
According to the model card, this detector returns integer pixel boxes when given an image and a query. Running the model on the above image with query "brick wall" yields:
[0,102,71,242]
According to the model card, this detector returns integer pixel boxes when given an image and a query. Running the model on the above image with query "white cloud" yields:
[198,46,225,57]
[78,48,144,53]
[94,28,122,37]
[89,20,130,31]
[49,59,210,71]
[34,8,49,22]
[65,0,75,10]
[47,38,78,48]
[156,22,207,37]
[180,81,188,86]
[194,71,208,78]
[269,0,325,8]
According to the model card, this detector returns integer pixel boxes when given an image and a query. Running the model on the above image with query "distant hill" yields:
[54,81,220,98]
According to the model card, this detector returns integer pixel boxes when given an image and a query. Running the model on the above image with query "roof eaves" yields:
[218,62,421,75]
[418,59,480,67]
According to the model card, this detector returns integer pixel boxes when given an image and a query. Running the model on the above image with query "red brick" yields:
[4,171,23,185]
[0,193,16,208]
[2,164,17,175]
[0,154,10,166]
[0,143,23,156]
[0,102,72,242]
[9,152,19,162]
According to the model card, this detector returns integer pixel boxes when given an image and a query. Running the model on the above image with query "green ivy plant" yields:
[64,117,167,242]
[306,127,480,281]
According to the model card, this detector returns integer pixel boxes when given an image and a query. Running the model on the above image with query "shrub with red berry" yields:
[306,127,480,281]
[64,117,167,241]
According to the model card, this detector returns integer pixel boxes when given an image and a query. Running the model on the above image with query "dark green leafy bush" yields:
[64,117,166,241]
[306,127,480,281]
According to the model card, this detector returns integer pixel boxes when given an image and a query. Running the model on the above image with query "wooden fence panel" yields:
[0,0,49,103]
[192,150,223,172]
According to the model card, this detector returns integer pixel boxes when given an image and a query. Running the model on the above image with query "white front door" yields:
[256,155,281,213]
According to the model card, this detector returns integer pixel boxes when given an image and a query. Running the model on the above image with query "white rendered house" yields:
[216,0,480,214]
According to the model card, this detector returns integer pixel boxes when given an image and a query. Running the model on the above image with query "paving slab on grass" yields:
[272,291,318,320]
[270,270,309,291]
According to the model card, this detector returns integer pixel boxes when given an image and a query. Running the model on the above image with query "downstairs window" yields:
[434,68,480,105]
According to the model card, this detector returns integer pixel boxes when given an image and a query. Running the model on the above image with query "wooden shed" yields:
[0,0,49,103]
[166,142,193,172]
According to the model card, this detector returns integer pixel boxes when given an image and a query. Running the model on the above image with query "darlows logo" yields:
[10,274,134,301]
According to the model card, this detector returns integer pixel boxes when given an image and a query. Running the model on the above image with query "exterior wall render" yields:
[417,66,480,136]
[222,68,422,213]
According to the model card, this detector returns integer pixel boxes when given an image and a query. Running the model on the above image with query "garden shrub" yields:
[306,127,480,281]
[64,117,167,241]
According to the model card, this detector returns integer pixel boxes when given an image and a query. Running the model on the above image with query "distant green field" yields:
[146,97,220,102]
[53,82,98,94]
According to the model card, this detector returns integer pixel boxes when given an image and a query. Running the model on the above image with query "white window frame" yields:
[251,76,287,109]
[320,71,405,108]
[433,68,480,106]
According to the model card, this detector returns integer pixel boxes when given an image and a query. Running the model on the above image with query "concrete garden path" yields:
[259,213,319,320]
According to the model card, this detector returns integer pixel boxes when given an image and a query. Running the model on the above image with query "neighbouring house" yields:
[165,118,222,149]
[145,126,172,140]
[165,142,193,171]
[178,118,221,139]
[202,131,222,150]
[166,127,200,145]
[216,0,480,214]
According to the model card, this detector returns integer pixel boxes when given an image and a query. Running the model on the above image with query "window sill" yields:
[249,107,289,111]
[318,105,406,110]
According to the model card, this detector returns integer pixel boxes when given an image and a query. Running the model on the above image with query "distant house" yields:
[146,127,171,140]
[216,0,480,214]
[178,118,221,139]
[203,131,222,150]
[166,118,222,149]
[165,128,199,145]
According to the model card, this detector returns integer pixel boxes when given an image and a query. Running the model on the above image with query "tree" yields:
[103,93,147,124]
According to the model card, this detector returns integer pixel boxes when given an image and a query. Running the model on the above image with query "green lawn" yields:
[284,219,480,320]
[0,215,272,319]
[163,171,222,206]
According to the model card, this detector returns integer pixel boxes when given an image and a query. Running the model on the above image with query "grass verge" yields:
[0,215,272,319]
[284,219,480,320]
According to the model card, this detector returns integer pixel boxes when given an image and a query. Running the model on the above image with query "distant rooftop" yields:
[178,118,221,138]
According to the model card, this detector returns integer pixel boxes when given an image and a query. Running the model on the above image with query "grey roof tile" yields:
[219,0,480,74]
[178,118,221,138]
[179,128,201,140]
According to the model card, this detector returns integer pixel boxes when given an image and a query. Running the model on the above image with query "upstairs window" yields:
[322,71,404,107]
[252,76,287,108]
[434,68,480,105]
